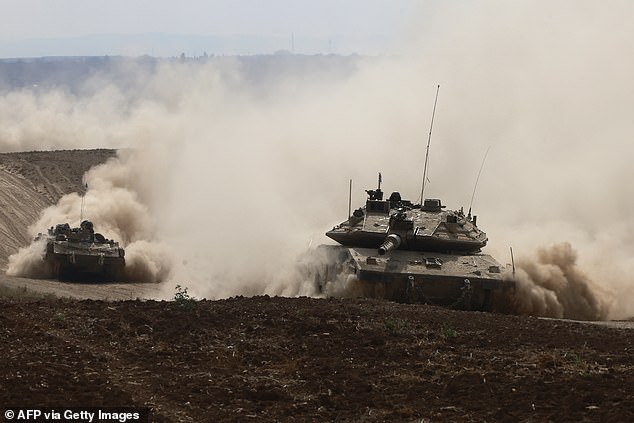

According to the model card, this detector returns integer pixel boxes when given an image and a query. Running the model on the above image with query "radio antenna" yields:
[79,181,88,225]
[419,84,440,204]
[348,179,352,218]
[468,146,491,216]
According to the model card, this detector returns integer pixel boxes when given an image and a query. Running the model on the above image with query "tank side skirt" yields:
[355,269,513,310]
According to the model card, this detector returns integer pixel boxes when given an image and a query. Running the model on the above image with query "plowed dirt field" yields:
[1,296,633,422]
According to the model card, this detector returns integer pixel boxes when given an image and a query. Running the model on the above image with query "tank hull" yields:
[313,245,514,311]
[45,240,125,281]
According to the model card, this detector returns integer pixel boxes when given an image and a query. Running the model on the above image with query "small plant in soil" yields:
[384,317,409,335]
[174,285,196,310]
[441,322,458,339]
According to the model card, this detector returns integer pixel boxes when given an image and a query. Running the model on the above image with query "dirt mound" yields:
[0,149,115,267]
[1,296,632,422]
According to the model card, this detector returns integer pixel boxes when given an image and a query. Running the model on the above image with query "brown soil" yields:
[1,296,633,422]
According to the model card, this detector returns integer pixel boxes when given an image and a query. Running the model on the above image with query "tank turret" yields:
[326,180,488,254]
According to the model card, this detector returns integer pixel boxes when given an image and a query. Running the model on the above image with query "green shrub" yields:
[441,322,458,339]
[174,285,196,310]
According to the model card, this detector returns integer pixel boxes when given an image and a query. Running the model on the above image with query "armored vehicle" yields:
[37,220,125,281]
[314,176,514,311]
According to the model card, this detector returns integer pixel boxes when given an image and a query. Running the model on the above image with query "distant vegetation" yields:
[0,54,366,94]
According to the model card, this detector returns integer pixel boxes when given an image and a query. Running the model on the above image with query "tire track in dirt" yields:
[0,273,166,300]
[53,164,75,189]
[0,167,50,267]
[32,161,65,199]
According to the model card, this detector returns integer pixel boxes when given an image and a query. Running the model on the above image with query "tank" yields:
[36,220,125,281]
[313,175,515,311]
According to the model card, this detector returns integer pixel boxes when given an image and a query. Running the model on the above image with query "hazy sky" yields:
[0,0,419,52]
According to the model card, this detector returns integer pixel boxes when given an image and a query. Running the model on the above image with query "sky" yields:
[0,0,421,57]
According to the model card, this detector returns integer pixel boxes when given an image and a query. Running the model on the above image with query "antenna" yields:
[468,146,491,216]
[348,179,352,219]
[420,84,440,204]
[510,247,516,278]
[79,182,88,224]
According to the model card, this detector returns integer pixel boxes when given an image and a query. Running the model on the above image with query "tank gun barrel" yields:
[378,234,402,255]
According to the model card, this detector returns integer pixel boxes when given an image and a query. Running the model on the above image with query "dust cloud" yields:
[2,2,634,319]
[7,152,172,282]
[510,243,610,320]
[6,239,51,279]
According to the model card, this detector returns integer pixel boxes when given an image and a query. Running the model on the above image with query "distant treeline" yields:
[0,54,367,93]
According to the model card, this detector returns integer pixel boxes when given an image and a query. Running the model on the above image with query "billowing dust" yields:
[7,152,172,283]
[509,243,610,320]
[2,2,634,319]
